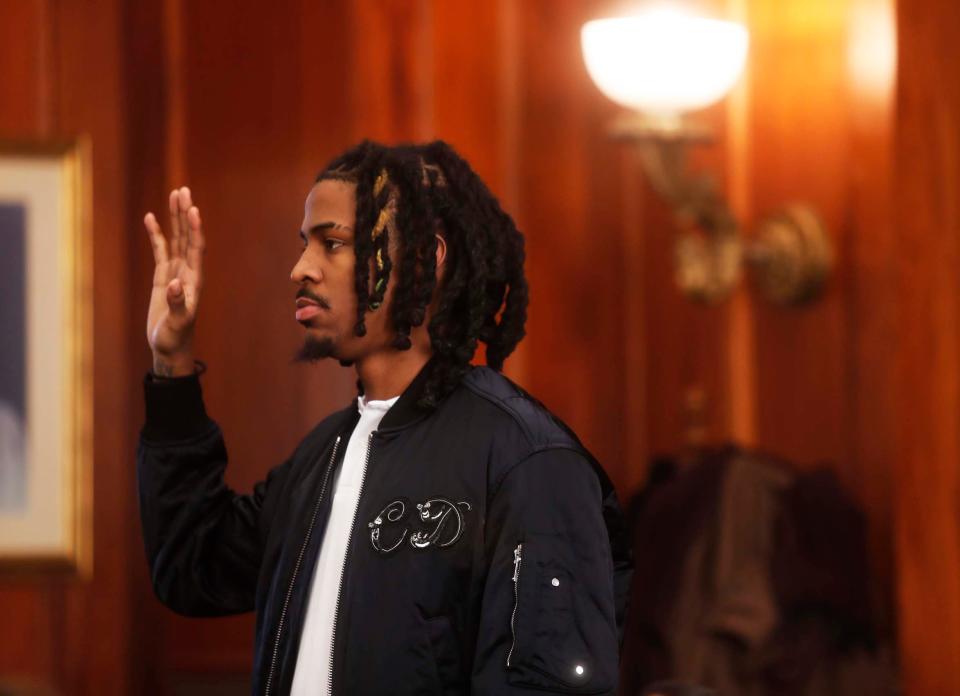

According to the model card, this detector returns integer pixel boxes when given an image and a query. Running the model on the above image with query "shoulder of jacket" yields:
[456,369,610,504]
[459,367,583,455]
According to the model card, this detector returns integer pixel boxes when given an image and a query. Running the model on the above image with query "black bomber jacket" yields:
[137,360,633,695]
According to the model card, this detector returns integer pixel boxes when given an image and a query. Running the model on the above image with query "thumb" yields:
[167,278,187,314]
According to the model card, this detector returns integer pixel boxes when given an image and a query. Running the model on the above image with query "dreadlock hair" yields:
[316,139,529,409]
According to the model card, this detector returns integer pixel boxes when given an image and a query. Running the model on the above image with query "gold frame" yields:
[0,138,93,578]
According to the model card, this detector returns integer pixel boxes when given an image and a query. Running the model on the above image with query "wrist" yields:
[152,352,197,378]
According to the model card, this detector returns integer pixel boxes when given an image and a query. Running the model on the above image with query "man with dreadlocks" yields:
[137,140,632,695]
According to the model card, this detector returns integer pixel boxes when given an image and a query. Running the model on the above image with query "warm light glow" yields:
[581,9,749,116]
[848,0,897,101]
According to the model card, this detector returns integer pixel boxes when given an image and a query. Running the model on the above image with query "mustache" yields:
[295,288,332,309]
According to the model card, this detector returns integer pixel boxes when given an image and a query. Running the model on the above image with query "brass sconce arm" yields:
[614,114,833,305]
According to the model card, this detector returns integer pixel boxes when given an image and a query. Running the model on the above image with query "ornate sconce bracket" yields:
[614,114,832,305]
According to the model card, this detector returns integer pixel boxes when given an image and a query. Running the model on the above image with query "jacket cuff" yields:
[142,370,212,441]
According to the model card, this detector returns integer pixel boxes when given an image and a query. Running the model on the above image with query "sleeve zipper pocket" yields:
[506,542,523,668]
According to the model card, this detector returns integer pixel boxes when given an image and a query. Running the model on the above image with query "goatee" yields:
[292,334,336,363]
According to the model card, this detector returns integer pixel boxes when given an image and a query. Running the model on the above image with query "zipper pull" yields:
[512,543,523,582]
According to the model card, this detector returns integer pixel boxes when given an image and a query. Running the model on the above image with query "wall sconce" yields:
[581,8,832,305]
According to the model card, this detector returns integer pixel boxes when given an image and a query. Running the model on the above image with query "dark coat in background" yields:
[621,446,895,696]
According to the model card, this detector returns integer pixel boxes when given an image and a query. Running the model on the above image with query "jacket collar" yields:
[356,356,437,433]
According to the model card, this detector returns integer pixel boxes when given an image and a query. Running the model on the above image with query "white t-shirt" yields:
[290,393,398,696]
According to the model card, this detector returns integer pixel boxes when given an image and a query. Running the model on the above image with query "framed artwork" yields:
[0,140,92,576]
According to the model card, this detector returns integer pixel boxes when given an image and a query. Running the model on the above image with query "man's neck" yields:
[355,348,431,402]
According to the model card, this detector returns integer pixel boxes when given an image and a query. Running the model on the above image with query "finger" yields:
[167,278,187,315]
[178,187,192,259]
[143,213,168,265]
[186,206,205,273]
[168,190,182,260]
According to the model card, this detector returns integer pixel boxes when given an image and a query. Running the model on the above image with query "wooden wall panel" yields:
[347,0,433,143]
[56,0,136,688]
[845,0,899,622]
[513,0,630,484]
[429,1,507,188]
[0,1,49,136]
[637,112,735,461]
[742,0,898,621]
[747,0,856,468]
[893,0,960,691]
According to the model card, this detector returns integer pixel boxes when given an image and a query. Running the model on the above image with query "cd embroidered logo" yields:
[367,497,472,554]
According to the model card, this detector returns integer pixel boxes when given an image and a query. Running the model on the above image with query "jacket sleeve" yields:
[471,447,625,695]
[136,370,294,617]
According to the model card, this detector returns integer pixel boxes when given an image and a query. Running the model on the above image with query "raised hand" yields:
[144,186,206,376]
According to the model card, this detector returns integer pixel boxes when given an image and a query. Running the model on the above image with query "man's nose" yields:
[290,254,321,284]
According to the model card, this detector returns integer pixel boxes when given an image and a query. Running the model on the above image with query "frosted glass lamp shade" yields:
[581,10,749,116]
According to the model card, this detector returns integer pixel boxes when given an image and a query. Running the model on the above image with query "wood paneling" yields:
[0,0,49,136]
[347,0,433,142]
[744,0,899,624]
[57,0,135,688]
[3,0,960,693]
[893,0,960,691]
[747,0,856,467]
[513,0,632,484]
[845,0,899,627]
[429,1,508,190]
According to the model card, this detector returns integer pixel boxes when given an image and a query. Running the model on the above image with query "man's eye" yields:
[324,239,345,252]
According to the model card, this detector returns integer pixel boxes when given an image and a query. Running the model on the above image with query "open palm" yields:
[144,187,206,357]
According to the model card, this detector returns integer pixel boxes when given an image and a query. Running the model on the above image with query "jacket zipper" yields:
[326,431,376,696]
[264,435,342,696]
[506,542,523,668]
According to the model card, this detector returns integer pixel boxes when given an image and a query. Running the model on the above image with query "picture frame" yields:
[0,139,93,577]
